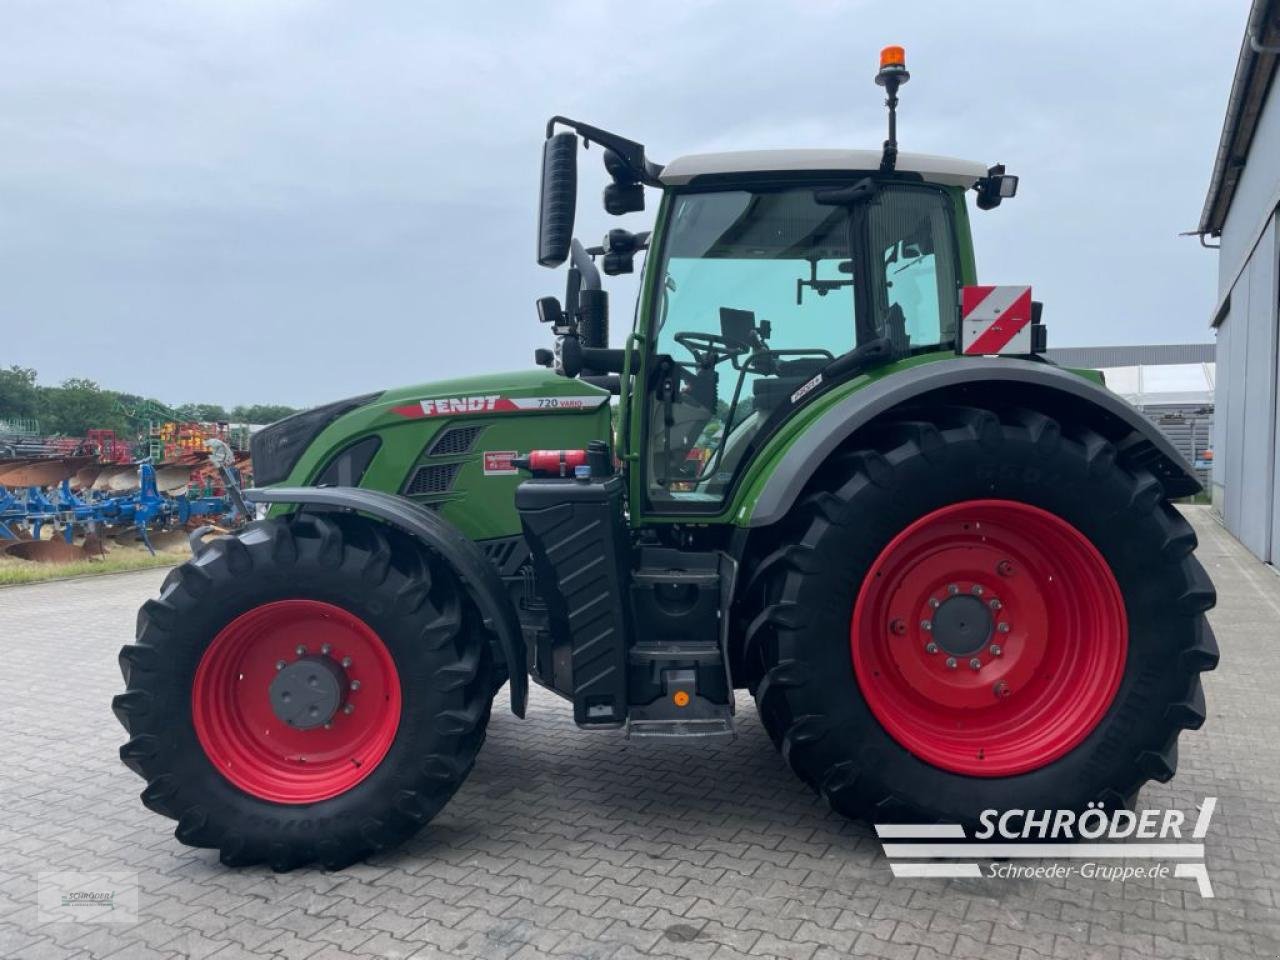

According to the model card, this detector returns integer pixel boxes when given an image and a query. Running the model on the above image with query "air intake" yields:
[427,424,485,456]
[404,462,462,496]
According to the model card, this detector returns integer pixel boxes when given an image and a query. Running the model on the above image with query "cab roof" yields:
[658,149,988,188]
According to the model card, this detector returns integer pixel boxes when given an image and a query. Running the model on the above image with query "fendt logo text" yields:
[420,395,501,416]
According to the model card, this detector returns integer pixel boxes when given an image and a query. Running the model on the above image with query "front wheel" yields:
[747,403,1218,826]
[113,514,494,870]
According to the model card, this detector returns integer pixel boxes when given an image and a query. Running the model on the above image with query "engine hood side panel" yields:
[269,370,613,541]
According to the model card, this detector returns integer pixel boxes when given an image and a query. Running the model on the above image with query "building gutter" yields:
[1197,0,1280,239]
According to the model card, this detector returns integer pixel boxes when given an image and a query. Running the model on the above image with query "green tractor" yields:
[114,49,1217,870]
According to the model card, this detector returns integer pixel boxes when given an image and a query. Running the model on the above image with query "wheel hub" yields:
[191,599,401,804]
[269,655,348,729]
[929,594,992,657]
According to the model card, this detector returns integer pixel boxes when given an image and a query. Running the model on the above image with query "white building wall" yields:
[1273,218,1280,561]
[1208,20,1280,564]
[1215,207,1278,562]
[1242,223,1276,561]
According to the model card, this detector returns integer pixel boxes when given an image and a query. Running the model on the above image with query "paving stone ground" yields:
[0,506,1277,960]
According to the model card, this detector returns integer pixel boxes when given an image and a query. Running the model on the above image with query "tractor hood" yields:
[251,368,611,522]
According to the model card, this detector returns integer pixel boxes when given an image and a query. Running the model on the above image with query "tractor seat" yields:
[751,358,828,414]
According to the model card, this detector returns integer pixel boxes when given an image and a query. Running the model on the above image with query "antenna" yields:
[875,46,910,173]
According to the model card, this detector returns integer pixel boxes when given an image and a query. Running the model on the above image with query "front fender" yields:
[243,486,527,717]
[745,356,1200,528]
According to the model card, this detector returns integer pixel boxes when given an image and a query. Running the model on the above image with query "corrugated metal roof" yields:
[1045,344,1215,368]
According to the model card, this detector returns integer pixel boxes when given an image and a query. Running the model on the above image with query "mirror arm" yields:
[586,231,650,258]
[545,116,664,185]
[570,239,600,291]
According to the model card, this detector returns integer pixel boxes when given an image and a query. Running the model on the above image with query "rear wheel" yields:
[746,404,1218,825]
[113,513,494,870]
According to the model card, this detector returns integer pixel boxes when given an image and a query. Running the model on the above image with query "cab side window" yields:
[868,187,959,351]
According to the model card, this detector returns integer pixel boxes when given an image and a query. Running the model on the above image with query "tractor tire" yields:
[745,403,1217,827]
[113,513,494,870]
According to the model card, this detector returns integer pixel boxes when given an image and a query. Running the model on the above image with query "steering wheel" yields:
[673,332,750,369]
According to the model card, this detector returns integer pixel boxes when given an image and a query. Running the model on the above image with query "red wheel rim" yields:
[851,499,1127,776]
[192,600,401,803]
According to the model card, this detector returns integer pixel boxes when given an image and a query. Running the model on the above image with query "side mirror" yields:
[538,132,578,267]
[976,163,1019,210]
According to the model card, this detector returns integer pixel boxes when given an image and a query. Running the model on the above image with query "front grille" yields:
[428,424,485,456]
[404,462,462,496]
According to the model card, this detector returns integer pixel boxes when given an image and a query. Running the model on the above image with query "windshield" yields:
[646,182,959,508]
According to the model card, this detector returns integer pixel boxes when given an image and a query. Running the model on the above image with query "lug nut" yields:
[947,584,959,595]
[989,598,1002,611]
[321,643,332,655]
[945,657,957,669]
[990,644,1003,656]
[920,620,932,632]
[323,722,332,730]
[341,656,352,668]
[929,597,941,609]
[343,704,354,715]
[275,660,286,671]
[925,641,939,654]
[890,619,906,636]
[971,585,984,596]
[295,645,306,656]
[350,680,361,691]
[969,657,982,671]
[994,681,1010,698]
[997,622,1011,634]
[997,560,1014,577]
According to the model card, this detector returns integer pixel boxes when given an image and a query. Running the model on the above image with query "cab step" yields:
[626,714,736,740]
[628,642,722,664]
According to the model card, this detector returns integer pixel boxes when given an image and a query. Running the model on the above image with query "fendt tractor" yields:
[114,49,1218,870]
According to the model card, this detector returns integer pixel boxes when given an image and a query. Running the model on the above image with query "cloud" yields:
[0,0,1242,406]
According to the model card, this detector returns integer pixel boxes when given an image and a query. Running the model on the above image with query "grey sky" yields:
[0,1,1242,409]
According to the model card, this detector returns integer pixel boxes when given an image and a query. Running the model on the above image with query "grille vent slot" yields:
[404,462,462,496]
[428,424,485,456]
[480,536,530,577]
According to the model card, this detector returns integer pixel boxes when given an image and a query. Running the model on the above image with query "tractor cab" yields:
[533,47,1020,517]
[639,153,981,507]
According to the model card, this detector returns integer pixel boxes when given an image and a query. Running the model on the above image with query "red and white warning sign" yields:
[482,451,518,476]
[960,285,1033,356]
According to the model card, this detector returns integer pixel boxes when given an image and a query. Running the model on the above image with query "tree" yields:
[176,403,231,422]
[231,404,298,424]
[38,378,130,436]
[0,366,39,424]
[3,366,297,437]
